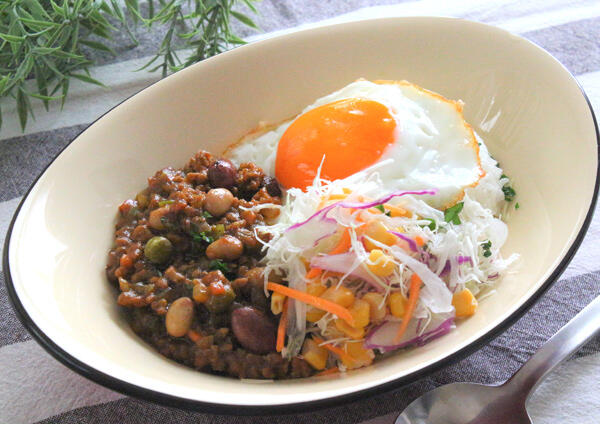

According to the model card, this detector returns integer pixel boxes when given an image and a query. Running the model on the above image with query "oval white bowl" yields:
[4,17,599,413]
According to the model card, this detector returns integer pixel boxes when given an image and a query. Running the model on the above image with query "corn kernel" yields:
[389,292,407,318]
[302,339,329,370]
[307,283,327,297]
[192,281,209,303]
[321,286,355,308]
[363,220,397,251]
[325,321,345,339]
[270,292,286,315]
[362,292,387,322]
[335,319,365,339]
[367,249,395,277]
[306,308,326,323]
[349,299,370,328]
[341,341,375,369]
[452,288,478,317]
[386,204,411,218]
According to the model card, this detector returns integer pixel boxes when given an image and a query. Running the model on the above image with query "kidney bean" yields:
[263,176,282,197]
[208,159,236,189]
[231,306,276,354]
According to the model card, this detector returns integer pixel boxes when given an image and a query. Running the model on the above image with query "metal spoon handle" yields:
[504,294,600,400]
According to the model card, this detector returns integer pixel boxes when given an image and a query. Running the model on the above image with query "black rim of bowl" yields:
[3,17,600,416]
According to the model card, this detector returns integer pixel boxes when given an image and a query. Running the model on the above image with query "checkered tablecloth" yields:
[2,1,600,423]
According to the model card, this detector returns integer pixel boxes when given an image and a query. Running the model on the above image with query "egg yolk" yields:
[275,98,397,190]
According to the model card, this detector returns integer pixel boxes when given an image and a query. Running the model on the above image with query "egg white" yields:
[226,80,483,209]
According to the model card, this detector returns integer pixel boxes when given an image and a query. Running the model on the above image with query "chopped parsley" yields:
[444,202,464,225]
[515,202,520,210]
[191,231,214,244]
[481,240,492,258]
[420,218,437,231]
[209,259,230,273]
[502,184,516,202]
[202,210,213,219]
[500,174,517,202]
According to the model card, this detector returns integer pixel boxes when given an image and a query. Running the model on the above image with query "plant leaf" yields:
[79,39,117,55]
[0,32,26,42]
[18,17,59,30]
[69,73,105,87]
[16,88,28,132]
[24,90,63,101]
[242,0,259,14]
[230,10,258,29]
[61,79,69,108]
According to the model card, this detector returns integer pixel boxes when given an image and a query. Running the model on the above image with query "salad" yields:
[257,158,518,373]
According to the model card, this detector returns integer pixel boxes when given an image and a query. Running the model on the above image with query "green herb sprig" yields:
[209,259,230,273]
[444,202,464,225]
[500,174,517,202]
[481,240,492,258]
[191,230,214,244]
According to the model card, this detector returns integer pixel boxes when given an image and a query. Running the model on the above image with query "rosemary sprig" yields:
[0,0,260,131]
[0,0,123,130]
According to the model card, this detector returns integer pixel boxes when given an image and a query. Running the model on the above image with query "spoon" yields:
[396,294,600,424]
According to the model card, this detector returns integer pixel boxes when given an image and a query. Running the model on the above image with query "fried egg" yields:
[225,80,484,209]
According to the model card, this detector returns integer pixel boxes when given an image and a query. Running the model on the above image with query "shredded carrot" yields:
[187,330,201,343]
[414,236,425,247]
[330,228,351,254]
[267,282,355,326]
[276,298,289,352]
[306,267,322,279]
[314,367,339,376]
[394,274,422,343]
[313,336,356,366]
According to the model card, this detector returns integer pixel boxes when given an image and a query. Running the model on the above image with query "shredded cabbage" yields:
[252,139,518,363]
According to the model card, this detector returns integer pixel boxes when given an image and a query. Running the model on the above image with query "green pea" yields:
[206,285,236,313]
[144,236,173,264]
